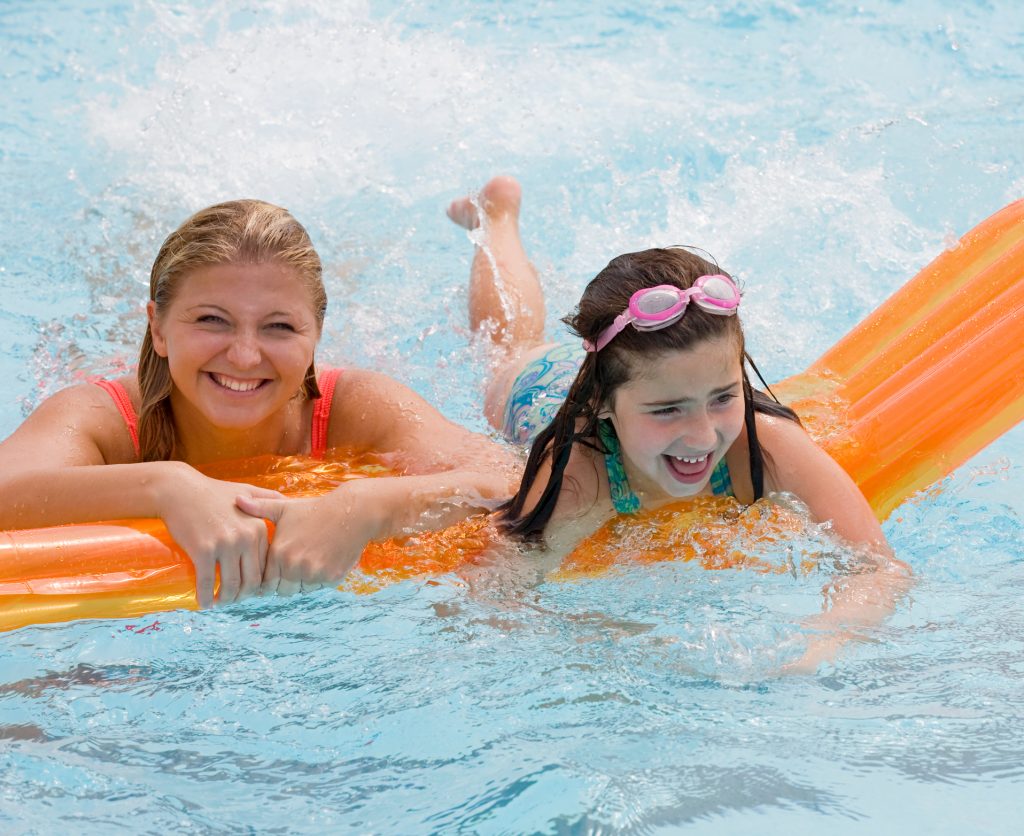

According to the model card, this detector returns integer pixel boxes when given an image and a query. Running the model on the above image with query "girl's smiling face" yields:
[603,335,745,502]
[148,261,320,433]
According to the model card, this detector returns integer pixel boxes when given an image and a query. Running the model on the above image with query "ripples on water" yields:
[2,0,1024,832]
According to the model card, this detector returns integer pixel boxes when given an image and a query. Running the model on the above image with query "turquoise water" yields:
[2,0,1024,832]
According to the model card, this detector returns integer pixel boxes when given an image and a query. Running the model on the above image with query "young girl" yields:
[0,199,516,608]
[450,177,905,671]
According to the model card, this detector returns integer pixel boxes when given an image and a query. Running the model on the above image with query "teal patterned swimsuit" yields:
[503,344,735,513]
[501,343,588,444]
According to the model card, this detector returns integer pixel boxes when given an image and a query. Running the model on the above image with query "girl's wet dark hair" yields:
[499,246,800,541]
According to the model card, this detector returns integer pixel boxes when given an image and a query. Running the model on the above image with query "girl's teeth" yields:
[673,454,708,464]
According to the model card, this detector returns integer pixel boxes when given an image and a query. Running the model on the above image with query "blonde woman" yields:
[0,200,515,607]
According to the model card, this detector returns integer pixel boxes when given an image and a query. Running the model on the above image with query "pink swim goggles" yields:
[584,274,741,353]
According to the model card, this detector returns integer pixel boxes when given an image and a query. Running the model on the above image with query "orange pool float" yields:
[2,201,1022,631]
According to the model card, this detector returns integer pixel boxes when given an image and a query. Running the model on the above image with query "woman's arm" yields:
[0,385,278,608]
[327,369,518,484]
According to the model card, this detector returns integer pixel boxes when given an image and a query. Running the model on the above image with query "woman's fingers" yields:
[194,558,216,610]
[235,494,287,522]
[239,536,264,599]
[261,544,281,596]
[275,578,302,597]
[252,486,285,499]
[216,545,242,606]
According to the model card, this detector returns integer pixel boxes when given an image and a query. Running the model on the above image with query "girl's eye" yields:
[650,406,680,416]
[714,393,739,407]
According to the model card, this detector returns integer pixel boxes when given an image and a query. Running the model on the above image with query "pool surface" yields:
[2,1,1023,832]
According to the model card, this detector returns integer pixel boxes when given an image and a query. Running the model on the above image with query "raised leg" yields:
[448,176,546,348]
[449,176,553,431]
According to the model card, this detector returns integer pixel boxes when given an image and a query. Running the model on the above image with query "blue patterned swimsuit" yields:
[502,343,735,513]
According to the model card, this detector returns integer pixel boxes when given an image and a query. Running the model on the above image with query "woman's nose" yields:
[226,332,262,369]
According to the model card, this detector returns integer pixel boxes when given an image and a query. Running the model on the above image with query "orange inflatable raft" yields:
[2,201,1023,631]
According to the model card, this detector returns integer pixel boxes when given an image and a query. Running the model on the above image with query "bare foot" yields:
[446,175,522,230]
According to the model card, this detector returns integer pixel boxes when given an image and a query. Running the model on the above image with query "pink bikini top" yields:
[94,368,342,460]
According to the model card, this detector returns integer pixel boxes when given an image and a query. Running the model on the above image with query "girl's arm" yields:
[235,368,522,592]
[236,467,512,594]
[0,385,278,608]
[755,414,890,553]
[756,414,912,674]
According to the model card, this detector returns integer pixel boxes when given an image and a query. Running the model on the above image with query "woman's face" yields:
[604,335,746,501]
[148,262,320,432]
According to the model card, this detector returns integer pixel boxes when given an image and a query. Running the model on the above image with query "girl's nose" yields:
[681,412,718,451]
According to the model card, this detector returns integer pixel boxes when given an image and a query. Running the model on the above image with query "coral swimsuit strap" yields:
[94,368,343,461]
[93,379,141,458]
[309,367,341,459]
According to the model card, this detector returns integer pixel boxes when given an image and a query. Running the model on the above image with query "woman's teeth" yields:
[212,373,262,392]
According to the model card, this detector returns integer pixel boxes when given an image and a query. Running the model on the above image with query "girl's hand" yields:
[235,489,379,596]
[155,469,283,609]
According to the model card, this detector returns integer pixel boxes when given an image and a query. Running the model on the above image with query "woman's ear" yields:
[147,302,168,357]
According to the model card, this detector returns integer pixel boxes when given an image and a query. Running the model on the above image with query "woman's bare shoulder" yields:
[0,377,138,466]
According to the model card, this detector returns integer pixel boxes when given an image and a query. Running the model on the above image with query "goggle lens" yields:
[635,289,683,317]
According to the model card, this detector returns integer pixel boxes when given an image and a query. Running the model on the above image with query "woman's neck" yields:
[169,392,313,465]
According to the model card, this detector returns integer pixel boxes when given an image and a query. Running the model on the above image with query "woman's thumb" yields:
[236,494,285,522]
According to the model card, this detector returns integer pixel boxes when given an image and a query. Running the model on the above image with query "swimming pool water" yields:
[2,0,1023,832]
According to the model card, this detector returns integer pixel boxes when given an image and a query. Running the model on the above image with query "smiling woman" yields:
[149,261,322,459]
[0,199,516,608]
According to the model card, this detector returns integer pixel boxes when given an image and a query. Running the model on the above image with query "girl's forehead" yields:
[624,336,743,387]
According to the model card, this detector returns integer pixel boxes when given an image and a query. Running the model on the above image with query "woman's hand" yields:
[155,467,283,609]
[235,470,506,596]
[235,486,380,596]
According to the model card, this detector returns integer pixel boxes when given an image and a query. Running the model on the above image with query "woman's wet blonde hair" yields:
[137,199,327,462]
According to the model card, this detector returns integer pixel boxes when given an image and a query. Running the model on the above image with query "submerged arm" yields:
[756,414,912,673]
[783,547,912,674]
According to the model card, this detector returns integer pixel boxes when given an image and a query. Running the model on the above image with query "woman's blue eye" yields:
[268,322,296,332]
[197,314,227,324]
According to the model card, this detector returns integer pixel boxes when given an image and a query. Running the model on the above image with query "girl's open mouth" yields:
[663,452,714,485]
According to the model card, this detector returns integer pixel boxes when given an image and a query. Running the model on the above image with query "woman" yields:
[0,199,516,608]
